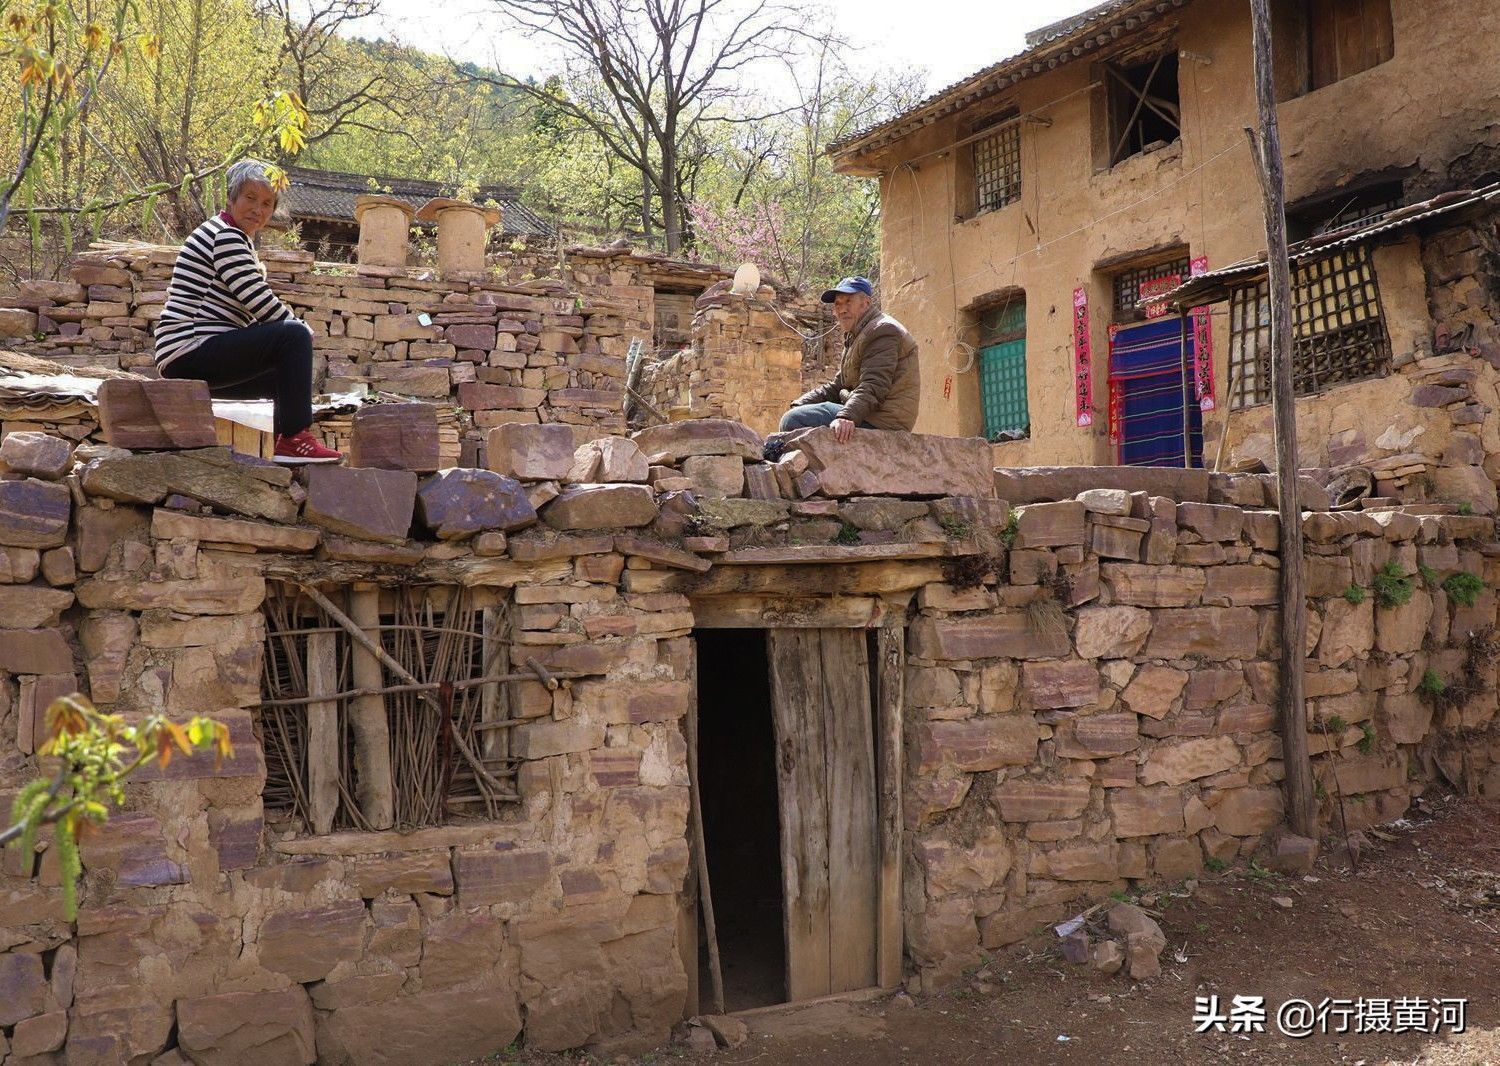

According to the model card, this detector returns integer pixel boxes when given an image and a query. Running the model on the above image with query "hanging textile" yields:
[1190,255,1216,411]
[1072,286,1093,427]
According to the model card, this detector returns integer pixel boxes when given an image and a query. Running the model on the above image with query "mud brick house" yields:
[828,0,1500,486]
[0,395,1498,1060]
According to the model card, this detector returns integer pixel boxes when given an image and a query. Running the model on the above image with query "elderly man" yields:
[155,159,341,463]
[779,276,919,442]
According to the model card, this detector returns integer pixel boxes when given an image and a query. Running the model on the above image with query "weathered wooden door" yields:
[767,629,879,1000]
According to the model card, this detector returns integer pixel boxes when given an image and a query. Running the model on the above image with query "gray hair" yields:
[226,159,277,202]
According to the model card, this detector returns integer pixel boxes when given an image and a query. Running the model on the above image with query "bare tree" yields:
[474,0,808,253]
[258,0,416,150]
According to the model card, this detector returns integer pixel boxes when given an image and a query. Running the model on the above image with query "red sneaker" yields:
[273,429,343,464]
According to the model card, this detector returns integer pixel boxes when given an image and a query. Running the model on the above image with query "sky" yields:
[365,0,1096,98]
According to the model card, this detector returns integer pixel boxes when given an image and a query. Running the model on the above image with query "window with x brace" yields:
[1107,51,1182,165]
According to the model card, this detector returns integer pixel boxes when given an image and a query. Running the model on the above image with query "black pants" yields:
[160,321,313,436]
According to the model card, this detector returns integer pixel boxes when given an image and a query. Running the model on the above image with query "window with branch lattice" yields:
[258,583,517,833]
[1226,244,1392,408]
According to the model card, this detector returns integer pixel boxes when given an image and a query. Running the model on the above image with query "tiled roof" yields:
[282,167,555,238]
[829,0,1191,165]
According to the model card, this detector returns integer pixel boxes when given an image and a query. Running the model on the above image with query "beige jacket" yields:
[794,304,920,430]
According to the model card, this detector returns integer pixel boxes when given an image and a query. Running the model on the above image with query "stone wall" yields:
[636,295,805,435]
[0,411,1496,1058]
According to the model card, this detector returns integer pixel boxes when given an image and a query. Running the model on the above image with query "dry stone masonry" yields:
[0,399,1497,1060]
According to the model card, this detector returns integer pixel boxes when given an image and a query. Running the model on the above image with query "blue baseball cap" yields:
[820,276,874,303]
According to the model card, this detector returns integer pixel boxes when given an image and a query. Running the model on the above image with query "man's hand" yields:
[831,417,856,443]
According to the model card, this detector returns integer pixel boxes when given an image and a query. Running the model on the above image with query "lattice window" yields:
[1227,244,1392,408]
[1113,255,1190,322]
[973,120,1022,214]
[978,301,1028,440]
[259,583,517,833]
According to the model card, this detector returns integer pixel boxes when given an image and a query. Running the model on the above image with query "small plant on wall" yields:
[1372,561,1414,608]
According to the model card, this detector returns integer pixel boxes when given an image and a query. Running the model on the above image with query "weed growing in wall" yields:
[1373,561,1414,608]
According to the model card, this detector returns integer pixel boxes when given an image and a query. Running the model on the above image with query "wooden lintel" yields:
[690,595,887,629]
[623,560,948,597]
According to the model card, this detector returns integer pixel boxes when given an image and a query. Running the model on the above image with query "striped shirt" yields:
[153,213,299,369]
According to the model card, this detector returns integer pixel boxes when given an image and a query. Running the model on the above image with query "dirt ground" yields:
[504,795,1500,1066]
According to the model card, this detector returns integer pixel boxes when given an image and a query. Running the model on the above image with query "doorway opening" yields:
[694,628,785,1010]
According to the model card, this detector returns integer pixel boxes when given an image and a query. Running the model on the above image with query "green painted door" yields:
[978,302,1028,440]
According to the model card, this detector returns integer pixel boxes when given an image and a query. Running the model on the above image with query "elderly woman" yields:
[154,159,341,463]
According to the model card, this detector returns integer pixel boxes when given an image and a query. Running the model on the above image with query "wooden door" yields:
[767,629,878,1000]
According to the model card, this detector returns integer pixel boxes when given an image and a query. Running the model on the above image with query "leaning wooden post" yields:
[1248,0,1317,839]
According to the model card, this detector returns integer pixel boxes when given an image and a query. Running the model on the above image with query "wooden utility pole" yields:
[1248,0,1317,839]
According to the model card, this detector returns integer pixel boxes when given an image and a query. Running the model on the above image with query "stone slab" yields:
[303,466,418,544]
[151,508,320,552]
[797,427,994,498]
[541,483,658,530]
[631,418,764,462]
[347,402,441,472]
[487,423,578,480]
[416,468,537,540]
[80,448,297,523]
[0,431,73,479]
[97,377,219,449]
[0,478,71,548]
[993,466,1211,504]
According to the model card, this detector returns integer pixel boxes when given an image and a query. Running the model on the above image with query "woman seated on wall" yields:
[154,159,342,464]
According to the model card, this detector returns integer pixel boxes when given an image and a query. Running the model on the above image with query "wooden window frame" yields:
[1103,48,1182,166]
[258,582,517,834]
[976,299,1029,440]
[954,107,1020,220]
[1110,252,1191,324]
[1227,244,1393,408]
[1307,0,1394,91]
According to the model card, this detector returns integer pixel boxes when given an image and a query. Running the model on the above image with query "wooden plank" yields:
[1307,0,1339,89]
[348,585,396,830]
[479,605,508,760]
[874,625,905,989]
[822,629,878,994]
[767,629,832,1002]
[622,560,947,597]
[688,595,885,630]
[679,858,700,1018]
[305,630,341,835]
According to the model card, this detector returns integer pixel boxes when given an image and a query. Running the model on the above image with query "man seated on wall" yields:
[778,276,920,442]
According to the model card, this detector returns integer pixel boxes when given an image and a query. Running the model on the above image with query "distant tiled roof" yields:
[829,0,1191,166]
[282,166,555,238]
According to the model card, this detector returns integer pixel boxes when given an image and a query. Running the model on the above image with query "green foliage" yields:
[998,513,1020,549]
[1372,561,1414,608]
[1357,722,1376,756]
[4,695,230,919]
[1416,669,1446,697]
[1459,502,1476,516]
[1441,571,1484,608]
[1325,714,1348,733]
[1342,585,1366,605]
[1418,564,1439,587]
[833,520,861,545]
[1204,856,1227,873]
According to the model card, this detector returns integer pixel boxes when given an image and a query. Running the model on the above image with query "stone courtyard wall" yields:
[0,413,1496,1059]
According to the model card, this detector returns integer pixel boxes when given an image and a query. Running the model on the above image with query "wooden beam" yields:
[874,625,905,989]
[622,560,947,597]
[349,586,396,830]
[1248,0,1317,840]
[688,595,887,630]
[824,630,878,994]
[305,630,341,835]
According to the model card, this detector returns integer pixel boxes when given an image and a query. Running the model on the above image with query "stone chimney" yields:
[414,198,503,276]
[353,194,416,268]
